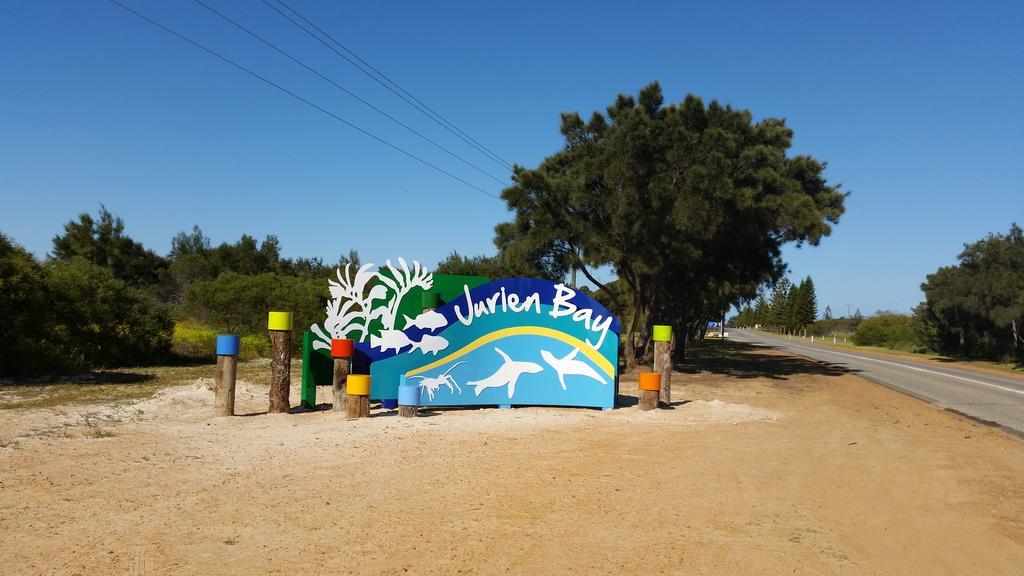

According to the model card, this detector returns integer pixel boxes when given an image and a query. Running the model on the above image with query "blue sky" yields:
[2,0,1021,316]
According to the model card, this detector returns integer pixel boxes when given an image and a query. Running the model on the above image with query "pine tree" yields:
[823,305,833,320]
[799,276,818,326]
[785,283,801,332]
[769,278,791,330]
[753,295,769,326]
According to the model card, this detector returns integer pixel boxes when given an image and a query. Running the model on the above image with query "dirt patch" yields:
[1,345,1022,575]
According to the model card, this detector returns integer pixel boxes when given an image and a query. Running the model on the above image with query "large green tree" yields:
[499,83,846,366]
[797,276,818,328]
[918,224,1024,360]
[52,207,166,286]
[0,233,53,374]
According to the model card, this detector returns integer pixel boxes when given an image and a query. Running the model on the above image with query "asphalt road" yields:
[730,329,1024,435]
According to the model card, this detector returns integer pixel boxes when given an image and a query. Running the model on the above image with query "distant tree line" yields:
[731,276,820,333]
[1,207,356,376]
[731,225,1024,364]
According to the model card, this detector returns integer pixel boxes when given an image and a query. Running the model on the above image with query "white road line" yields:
[754,335,1024,397]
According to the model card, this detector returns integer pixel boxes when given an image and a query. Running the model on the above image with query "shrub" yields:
[183,272,326,354]
[239,333,271,359]
[172,321,271,360]
[1,239,174,375]
[852,313,921,351]
[808,317,861,337]
[46,258,174,368]
[0,234,54,374]
[171,321,218,358]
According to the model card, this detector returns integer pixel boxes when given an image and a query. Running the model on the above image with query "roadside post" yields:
[638,372,661,411]
[267,311,293,414]
[653,325,673,406]
[346,374,372,419]
[214,335,239,417]
[398,375,419,418]
[330,338,354,413]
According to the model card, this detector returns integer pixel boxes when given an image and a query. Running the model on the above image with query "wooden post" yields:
[332,357,350,412]
[214,335,239,417]
[398,375,418,418]
[268,311,293,414]
[346,374,371,419]
[638,372,660,411]
[652,325,673,407]
[330,339,354,413]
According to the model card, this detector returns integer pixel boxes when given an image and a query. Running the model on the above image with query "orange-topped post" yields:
[330,338,354,413]
[638,372,660,411]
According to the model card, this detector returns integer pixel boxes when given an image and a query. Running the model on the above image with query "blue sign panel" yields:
[361,278,619,409]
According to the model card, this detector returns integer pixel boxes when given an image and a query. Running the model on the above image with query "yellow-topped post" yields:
[652,325,673,407]
[346,374,371,419]
[267,311,293,414]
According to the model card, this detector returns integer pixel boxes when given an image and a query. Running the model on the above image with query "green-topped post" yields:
[652,325,673,406]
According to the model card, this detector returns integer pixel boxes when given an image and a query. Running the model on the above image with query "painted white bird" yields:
[467,348,543,399]
[540,347,607,389]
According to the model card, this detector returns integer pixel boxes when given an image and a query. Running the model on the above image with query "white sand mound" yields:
[132,378,267,420]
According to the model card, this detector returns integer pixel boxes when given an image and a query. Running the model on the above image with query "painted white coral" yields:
[310,258,433,352]
[375,258,433,331]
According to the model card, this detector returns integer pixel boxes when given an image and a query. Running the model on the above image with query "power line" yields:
[104,0,502,201]
[264,0,514,171]
[190,0,507,187]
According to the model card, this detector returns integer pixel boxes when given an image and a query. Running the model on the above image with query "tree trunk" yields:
[638,389,658,411]
[213,354,237,417]
[673,321,687,363]
[332,357,350,412]
[346,395,370,419]
[269,330,291,414]
[624,281,644,369]
[654,339,672,406]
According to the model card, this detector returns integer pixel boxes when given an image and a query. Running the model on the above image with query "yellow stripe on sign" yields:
[406,326,614,378]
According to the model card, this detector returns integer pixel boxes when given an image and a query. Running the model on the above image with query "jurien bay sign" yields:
[453,283,615,349]
[307,260,619,410]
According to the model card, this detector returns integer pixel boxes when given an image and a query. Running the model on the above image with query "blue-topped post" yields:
[214,335,240,416]
[397,375,419,418]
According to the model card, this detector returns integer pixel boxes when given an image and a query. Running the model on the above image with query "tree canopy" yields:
[918,224,1024,361]
[52,206,166,286]
[499,82,846,365]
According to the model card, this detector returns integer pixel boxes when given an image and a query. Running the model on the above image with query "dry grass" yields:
[0,358,292,411]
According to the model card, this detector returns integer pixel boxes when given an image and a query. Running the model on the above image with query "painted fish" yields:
[411,334,450,356]
[403,309,448,332]
[540,348,607,389]
[370,329,412,353]
[467,347,543,399]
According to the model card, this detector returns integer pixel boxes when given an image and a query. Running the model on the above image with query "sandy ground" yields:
[1,345,1022,575]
